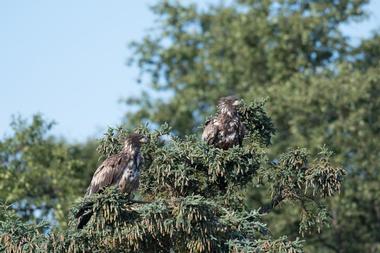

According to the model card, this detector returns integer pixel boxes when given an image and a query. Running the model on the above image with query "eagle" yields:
[76,133,148,229]
[202,96,246,149]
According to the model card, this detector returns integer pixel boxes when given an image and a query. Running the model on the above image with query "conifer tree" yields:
[122,1,378,251]
[0,99,343,253]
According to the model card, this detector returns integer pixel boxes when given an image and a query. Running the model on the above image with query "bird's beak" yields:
[140,136,149,143]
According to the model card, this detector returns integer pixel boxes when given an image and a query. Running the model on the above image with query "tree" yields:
[261,64,380,253]
[123,1,379,252]
[124,0,368,135]
[0,99,343,252]
[1,1,378,252]
[0,114,98,227]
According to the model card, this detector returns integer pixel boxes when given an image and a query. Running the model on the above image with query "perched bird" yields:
[202,96,246,149]
[76,133,148,229]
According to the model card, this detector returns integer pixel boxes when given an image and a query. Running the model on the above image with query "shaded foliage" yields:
[124,0,369,135]
[0,115,98,226]
[1,100,343,252]
[263,64,380,252]
[1,0,379,252]
[122,1,379,252]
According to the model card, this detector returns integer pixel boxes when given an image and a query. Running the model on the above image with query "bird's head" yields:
[217,96,241,114]
[123,133,148,151]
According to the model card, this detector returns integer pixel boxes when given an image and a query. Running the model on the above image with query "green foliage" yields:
[0,114,98,226]
[0,188,301,253]
[239,99,276,146]
[1,100,343,252]
[122,0,379,252]
[259,147,344,236]
[0,203,48,252]
[1,0,378,252]
[352,33,380,70]
[264,63,380,252]
[68,189,271,252]
[124,0,369,135]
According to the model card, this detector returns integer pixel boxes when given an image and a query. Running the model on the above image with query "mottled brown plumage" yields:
[202,96,246,149]
[76,133,147,229]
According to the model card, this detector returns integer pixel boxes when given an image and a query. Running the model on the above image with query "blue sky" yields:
[1,1,379,142]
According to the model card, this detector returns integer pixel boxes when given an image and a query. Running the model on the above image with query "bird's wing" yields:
[202,118,219,145]
[86,154,128,195]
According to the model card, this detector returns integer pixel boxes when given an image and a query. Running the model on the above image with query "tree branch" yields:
[259,192,285,214]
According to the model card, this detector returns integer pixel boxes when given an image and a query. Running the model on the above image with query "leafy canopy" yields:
[1,99,343,252]
[123,0,380,252]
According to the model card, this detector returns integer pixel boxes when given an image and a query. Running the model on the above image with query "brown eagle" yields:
[202,96,246,149]
[76,133,148,229]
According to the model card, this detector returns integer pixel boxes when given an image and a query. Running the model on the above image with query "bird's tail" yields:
[75,202,93,229]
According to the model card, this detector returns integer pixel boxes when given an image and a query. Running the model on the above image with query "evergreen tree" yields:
[124,0,368,135]
[1,99,343,252]
[122,1,379,252]
[1,1,378,252]
[262,64,380,252]
[0,115,98,227]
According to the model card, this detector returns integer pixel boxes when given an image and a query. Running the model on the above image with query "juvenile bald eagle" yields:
[76,133,148,229]
[202,96,246,149]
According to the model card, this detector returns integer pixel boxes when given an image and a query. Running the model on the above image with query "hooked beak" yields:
[232,100,241,106]
[139,136,149,144]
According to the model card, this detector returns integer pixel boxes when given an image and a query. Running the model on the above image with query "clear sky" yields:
[1,1,379,142]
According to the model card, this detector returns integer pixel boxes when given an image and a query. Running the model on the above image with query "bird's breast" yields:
[119,168,140,193]
[122,162,140,181]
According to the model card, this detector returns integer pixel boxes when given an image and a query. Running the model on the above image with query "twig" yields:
[259,192,285,214]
